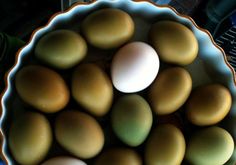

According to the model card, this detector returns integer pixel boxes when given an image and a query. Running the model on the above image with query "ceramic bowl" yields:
[1,0,236,164]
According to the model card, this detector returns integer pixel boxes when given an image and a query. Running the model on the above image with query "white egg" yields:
[41,156,86,165]
[111,42,159,93]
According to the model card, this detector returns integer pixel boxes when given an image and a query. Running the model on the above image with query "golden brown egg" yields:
[55,110,104,159]
[145,124,186,165]
[72,63,113,116]
[9,112,52,165]
[186,84,232,126]
[15,65,69,113]
[82,8,134,49]
[95,148,142,165]
[149,67,192,115]
[149,21,198,65]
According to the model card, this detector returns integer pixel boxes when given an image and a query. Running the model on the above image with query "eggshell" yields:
[82,8,134,49]
[72,63,113,116]
[111,42,159,93]
[15,65,69,113]
[149,67,192,115]
[145,124,186,165]
[55,111,104,159]
[149,21,198,65]
[111,94,153,146]
[41,156,86,165]
[185,126,234,165]
[9,112,52,165]
[35,30,87,69]
[186,84,232,126]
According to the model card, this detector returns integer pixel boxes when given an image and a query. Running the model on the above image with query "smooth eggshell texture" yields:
[95,148,142,165]
[82,8,134,49]
[149,67,192,115]
[15,65,69,113]
[145,124,186,165]
[55,111,104,159]
[185,126,234,165]
[72,63,113,116]
[35,30,87,69]
[111,42,159,93]
[41,156,86,165]
[186,84,232,126]
[149,21,198,65]
[111,94,153,146]
[9,112,52,165]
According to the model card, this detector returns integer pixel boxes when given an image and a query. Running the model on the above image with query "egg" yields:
[41,156,86,165]
[149,67,192,115]
[55,111,104,159]
[186,84,232,126]
[9,112,52,165]
[72,63,113,116]
[145,124,186,165]
[35,30,87,69]
[111,42,159,93]
[111,94,153,146]
[95,148,142,165]
[185,126,234,165]
[149,21,198,65]
[82,8,134,49]
[15,65,69,113]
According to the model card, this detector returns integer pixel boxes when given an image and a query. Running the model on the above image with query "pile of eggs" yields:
[8,8,234,165]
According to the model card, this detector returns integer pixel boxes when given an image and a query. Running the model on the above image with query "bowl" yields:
[1,0,236,164]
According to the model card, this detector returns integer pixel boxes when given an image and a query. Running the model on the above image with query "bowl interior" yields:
[1,0,236,164]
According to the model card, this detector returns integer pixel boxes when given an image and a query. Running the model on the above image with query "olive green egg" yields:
[111,94,153,146]
[72,63,113,116]
[9,112,52,165]
[82,8,134,49]
[185,126,234,165]
[186,84,232,126]
[55,110,104,159]
[15,65,70,113]
[35,30,87,69]
[149,21,198,65]
[145,124,186,165]
[149,67,192,115]
[95,148,142,165]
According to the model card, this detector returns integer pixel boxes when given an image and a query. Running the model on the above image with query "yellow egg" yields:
[82,8,134,49]
[149,21,198,65]
[35,30,87,69]
[9,112,52,165]
[95,148,142,165]
[72,63,113,116]
[55,110,104,159]
[186,84,232,126]
[15,65,69,113]
[149,67,192,115]
[145,124,186,165]
[185,126,234,165]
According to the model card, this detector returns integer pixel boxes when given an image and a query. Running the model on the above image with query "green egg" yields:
[111,94,153,146]
[186,126,234,165]
[35,30,87,69]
